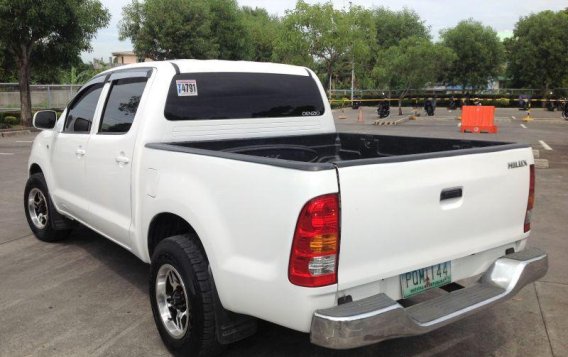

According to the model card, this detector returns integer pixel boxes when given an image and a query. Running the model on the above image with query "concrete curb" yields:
[535,159,549,169]
[0,129,37,138]
[373,117,409,126]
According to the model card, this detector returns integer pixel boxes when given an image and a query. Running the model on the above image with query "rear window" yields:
[164,72,325,120]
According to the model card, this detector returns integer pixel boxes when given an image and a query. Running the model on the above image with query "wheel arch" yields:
[147,212,207,261]
[29,163,43,176]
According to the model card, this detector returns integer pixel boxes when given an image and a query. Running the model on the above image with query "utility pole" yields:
[329,74,332,99]
[351,62,354,103]
[349,1,354,103]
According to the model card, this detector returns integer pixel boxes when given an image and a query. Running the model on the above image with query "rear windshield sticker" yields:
[176,80,198,96]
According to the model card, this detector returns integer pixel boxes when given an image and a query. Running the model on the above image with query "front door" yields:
[50,81,105,222]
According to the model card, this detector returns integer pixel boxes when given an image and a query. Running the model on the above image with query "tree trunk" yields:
[17,46,33,127]
[398,98,403,115]
[325,63,333,96]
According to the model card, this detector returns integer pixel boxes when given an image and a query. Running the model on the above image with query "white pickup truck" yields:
[25,60,547,356]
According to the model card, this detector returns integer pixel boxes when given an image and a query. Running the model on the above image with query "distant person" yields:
[518,95,529,110]
[449,96,457,111]
[424,97,435,116]
[376,92,390,118]
[545,92,555,111]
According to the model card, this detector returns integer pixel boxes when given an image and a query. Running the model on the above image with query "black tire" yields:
[150,235,223,357]
[24,173,70,242]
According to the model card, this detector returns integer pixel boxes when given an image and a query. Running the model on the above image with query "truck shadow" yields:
[64,227,506,357]
[224,312,504,357]
[65,225,150,294]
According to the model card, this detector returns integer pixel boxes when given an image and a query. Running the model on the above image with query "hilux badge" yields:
[508,160,527,169]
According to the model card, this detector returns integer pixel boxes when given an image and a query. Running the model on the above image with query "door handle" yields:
[75,148,86,157]
[440,187,463,201]
[115,155,130,165]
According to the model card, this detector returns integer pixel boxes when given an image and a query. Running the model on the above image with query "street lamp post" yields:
[349,1,354,104]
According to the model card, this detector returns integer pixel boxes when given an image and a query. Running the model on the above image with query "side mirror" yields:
[33,110,57,130]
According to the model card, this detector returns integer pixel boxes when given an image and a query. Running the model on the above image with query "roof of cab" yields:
[99,59,310,77]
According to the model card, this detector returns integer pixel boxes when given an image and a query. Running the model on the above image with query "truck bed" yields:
[146,133,526,170]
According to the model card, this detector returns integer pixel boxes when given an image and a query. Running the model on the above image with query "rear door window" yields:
[164,72,325,120]
[99,78,148,134]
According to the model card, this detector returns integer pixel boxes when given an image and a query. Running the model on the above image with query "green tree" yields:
[441,20,505,91]
[372,8,430,50]
[0,0,109,125]
[120,0,256,61]
[346,6,376,90]
[373,36,455,110]
[0,48,82,84]
[60,67,86,85]
[59,62,107,85]
[505,10,568,92]
[119,0,218,60]
[208,0,252,60]
[273,1,374,90]
[241,7,281,62]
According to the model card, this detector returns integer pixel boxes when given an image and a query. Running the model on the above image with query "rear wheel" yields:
[150,235,223,356]
[24,173,70,242]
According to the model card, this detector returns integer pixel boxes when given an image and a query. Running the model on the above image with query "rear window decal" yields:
[176,80,198,96]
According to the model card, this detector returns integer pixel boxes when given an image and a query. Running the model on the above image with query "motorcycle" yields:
[377,100,390,119]
[518,96,530,111]
[424,98,435,116]
[545,99,556,112]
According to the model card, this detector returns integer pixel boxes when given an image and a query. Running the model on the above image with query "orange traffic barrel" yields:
[460,106,497,133]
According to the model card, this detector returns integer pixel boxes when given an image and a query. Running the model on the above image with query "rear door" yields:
[83,69,151,247]
[335,147,533,290]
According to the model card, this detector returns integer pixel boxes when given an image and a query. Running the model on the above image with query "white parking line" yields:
[0,152,14,155]
[520,124,527,129]
[16,140,32,143]
[539,140,553,151]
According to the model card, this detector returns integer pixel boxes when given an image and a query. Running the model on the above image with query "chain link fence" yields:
[0,83,82,112]
[0,84,566,112]
[329,88,568,101]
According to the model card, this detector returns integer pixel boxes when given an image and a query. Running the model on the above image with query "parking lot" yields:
[1,107,566,356]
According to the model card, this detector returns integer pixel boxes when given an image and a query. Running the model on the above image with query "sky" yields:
[82,0,568,62]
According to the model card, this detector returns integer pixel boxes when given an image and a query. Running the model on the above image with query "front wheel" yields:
[379,109,390,119]
[150,235,223,356]
[24,173,70,242]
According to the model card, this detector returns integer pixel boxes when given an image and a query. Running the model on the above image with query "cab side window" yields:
[99,78,148,134]
[64,84,104,133]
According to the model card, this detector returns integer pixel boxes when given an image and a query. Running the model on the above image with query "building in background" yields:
[111,51,152,66]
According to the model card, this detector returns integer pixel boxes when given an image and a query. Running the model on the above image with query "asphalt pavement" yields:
[0,108,566,356]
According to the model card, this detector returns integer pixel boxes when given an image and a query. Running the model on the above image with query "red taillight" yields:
[524,164,535,233]
[289,194,340,287]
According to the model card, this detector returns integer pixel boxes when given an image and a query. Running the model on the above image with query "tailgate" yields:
[336,146,533,290]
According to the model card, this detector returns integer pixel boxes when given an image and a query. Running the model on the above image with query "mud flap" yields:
[208,267,257,344]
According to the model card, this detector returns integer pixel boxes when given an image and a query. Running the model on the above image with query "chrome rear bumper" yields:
[310,247,548,349]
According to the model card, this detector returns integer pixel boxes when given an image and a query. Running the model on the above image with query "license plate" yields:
[400,262,451,298]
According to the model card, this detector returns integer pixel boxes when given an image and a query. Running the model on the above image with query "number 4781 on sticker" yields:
[176,80,198,96]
